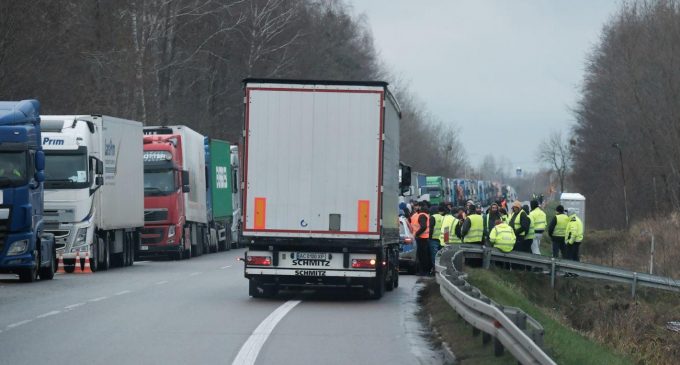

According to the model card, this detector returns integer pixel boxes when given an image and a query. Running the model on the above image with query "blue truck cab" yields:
[0,100,55,282]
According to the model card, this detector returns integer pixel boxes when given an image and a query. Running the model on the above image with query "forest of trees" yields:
[573,0,680,228]
[0,0,467,178]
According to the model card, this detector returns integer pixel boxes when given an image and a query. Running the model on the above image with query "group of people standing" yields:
[400,198,585,276]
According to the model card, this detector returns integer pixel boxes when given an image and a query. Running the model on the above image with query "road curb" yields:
[428,314,457,365]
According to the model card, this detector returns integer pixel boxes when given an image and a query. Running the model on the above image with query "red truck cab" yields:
[140,135,191,259]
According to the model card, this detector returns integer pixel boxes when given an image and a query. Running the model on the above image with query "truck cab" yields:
[141,134,191,259]
[41,117,104,270]
[41,115,142,271]
[0,100,55,282]
[425,176,446,205]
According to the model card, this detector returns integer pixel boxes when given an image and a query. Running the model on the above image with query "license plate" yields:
[140,245,149,251]
[293,252,330,260]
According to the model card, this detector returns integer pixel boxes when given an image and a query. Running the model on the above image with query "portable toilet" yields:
[560,193,586,229]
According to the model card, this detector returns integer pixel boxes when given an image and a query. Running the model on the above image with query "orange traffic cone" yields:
[82,251,93,274]
[56,253,66,274]
[73,250,83,274]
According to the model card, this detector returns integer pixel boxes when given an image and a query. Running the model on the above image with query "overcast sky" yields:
[349,0,621,173]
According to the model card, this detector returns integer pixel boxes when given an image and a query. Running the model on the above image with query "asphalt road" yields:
[0,249,444,365]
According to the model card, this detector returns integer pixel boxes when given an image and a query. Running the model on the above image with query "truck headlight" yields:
[168,225,176,238]
[73,228,88,246]
[7,239,29,256]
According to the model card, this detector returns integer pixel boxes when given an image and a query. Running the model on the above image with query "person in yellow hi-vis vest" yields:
[489,219,516,253]
[565,213,584,262]
[430,206,446,268]
[547,205,570,259]
[439,206,457,245]
[529,200,547,255]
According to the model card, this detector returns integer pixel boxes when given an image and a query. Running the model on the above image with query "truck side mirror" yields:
[35,151,45,171]
[96,160,104,175]
[34,171,45,183]
[96,176,103,186]
[182,170,190,193]
[400,165,411,186]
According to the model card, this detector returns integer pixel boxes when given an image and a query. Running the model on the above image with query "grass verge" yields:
[465,268,633,365]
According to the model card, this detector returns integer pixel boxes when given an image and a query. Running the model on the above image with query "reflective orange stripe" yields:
[254,197,266,229]
[358,200,370,232]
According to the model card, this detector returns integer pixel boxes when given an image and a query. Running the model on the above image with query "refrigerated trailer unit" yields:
[241,79,402,299]
[41,115,143,271]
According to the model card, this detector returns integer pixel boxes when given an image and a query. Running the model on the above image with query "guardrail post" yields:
[494,337,504,357]
[550,258,556,289]
[483,246,491,269]
[631,272,638,299]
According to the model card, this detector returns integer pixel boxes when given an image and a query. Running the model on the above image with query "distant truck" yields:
[41,115,143,271]
[241,79,403,299]
[141,126,209,258]
[230,145,242,247]
[424,176,446,205]
[0,100,55,282]
[205,137,233,251]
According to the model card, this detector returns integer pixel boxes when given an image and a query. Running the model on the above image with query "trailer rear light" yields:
[351,259,376,269]
[246,255,272,266]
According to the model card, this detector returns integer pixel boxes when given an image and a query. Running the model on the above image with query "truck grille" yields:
[141,227,165,245]
[144,210,168,223]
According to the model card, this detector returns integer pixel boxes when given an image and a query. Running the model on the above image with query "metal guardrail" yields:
[443,245,680,297]
[435,247,556,365]
[432,244,680,364]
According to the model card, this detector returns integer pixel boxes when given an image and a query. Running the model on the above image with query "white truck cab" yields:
[41,115,143,271]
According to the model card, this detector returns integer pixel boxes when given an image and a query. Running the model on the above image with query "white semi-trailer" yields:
[241,79,403,299]
[41,115,144,271]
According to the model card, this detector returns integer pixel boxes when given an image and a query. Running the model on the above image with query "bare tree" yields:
[538,131,572,194]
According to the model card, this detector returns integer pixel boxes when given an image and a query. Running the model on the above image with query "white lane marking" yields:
[7,319,32,329]
[232,300,301,365]
[189,272,201,276]
[114,290,131,296]
[36,310,61,319]
[221,265,232,269]
[64,303,85,310]
[155,280,168,285]
[88,296,107,302]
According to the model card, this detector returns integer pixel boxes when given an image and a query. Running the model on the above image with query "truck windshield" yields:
[144,170,176,196]
[0,151,28,187]
[427,188,442,198]
[44,150,89,189]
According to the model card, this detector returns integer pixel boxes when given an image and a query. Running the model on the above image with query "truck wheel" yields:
[123,233,131,266]
[385,269,395,292]
[91,240,100,272]
[369,271,385,299]
[39,246,56,280]
[101,236,111,271]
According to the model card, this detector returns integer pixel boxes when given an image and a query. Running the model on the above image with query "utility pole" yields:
[612,143,629,228]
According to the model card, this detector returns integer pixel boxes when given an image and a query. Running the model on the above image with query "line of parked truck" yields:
[2,78,408,301]
[399,164,517,207]
[0,100,242,281]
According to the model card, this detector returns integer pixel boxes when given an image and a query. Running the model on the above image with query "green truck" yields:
[205,138,234,251]
[424,176,446,205]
